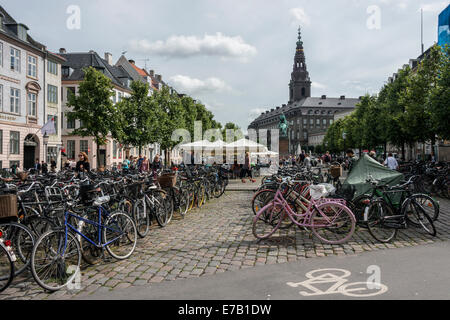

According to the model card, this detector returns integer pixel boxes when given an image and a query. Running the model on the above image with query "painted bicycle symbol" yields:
[287,268,388,298]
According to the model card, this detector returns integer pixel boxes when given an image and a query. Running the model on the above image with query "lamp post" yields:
[342,132,347,157]
[43,133,49,164]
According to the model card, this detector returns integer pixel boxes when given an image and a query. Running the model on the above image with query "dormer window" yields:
[18,25,28,41]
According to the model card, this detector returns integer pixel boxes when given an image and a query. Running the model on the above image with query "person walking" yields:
[304,154,312,171]
[41,161,48,174]
[50,158,57,172]
[346,149,358,174]
[122,156,131,173]
[384,153,399,170]
[140,156,150,173]
[323,151,331,166]
[34,159,41,174]
[76,152,90,173]
[241,152,255,183]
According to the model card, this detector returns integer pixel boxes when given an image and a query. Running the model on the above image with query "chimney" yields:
[128,59,135,65]
[59,48,66,54]
[321,95,327,99]
[156,74,162,82]
[282,104,286,107]
[149,70,155,77]
[340,95,346,100]
[105,52,113,65]
[276,107,280,110]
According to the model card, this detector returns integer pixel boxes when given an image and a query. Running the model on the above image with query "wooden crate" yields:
[0,194,18,218]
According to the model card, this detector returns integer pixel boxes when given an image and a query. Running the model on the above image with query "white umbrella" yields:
[179,140,212,149]
[225,139,268,152]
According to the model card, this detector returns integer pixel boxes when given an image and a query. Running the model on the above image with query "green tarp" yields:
[343,154,404,199]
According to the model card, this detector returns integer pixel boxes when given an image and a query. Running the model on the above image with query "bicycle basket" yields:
[309,185,329,200]
[0,194,18,218]
[158,174,177,188]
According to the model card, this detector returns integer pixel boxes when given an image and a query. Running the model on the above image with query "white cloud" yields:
[249,108,268,118]
[420,2,448,12]
[130,33,257,61]
[289,7,311,27]
[312,82,326,89]
[169,75,232,95]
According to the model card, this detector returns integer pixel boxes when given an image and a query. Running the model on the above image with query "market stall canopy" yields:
[179,140,214,149]
[343,154,404,199]
[251,151,279,156]
[225,139,268,152]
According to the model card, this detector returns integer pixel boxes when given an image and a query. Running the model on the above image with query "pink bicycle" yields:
[252,182,356,244]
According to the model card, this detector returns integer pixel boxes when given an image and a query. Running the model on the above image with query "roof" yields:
[59,51,132,90]
[0,5,46,53]
[130,63,148,77]
[249,96,361,125]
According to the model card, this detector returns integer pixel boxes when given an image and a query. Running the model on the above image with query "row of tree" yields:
[66,67,241,165]
[323,45,450,159]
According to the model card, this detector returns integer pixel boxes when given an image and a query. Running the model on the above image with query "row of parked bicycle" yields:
[0,165,229,293]
[251,166,440,244]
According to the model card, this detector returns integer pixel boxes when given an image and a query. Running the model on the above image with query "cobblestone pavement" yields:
[1,192,449,300]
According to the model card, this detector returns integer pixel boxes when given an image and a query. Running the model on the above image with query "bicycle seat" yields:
[93,196,110,206]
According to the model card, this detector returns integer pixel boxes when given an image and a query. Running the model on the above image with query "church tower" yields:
[289,27,311,102]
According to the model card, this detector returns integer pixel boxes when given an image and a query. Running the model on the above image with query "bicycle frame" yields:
[62,206,124,254]
[264,188,349,229]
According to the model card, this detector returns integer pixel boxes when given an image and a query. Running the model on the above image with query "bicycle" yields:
[253,181,356,244]
[30,197,137,292]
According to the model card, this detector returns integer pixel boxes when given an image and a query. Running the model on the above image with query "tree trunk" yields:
[96,143,101,169]
[384,142,387,159]
[401,144,405,161]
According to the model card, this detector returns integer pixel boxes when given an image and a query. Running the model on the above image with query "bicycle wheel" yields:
[154,190,173,227]
[103,212,137,260]
[214,179,226,198]
[310,202,356,244]
[133,198,150,238]
[175,188,190,217]
[403,199,436,236]
[404,194,439,225]
[252,202,284,240]
[0,245,14,293]
[366,200,398,243]
[0,223,35,277]
[196,184,206,208]
[31,230,81,292]
[252,189,276,215]
[75,212,103,266]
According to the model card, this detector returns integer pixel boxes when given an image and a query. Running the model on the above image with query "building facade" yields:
[0,6,61,170]
[59,50,132,170]
[248,27,361,154]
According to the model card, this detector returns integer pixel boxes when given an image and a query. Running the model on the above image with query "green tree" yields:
[66,67,120,167]
[116,81,158,155]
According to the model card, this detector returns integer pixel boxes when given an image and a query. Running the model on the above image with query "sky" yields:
[3,0,448,131]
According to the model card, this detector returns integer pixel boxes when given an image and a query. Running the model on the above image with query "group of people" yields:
[121,154,163,173]
[33,158,57,174]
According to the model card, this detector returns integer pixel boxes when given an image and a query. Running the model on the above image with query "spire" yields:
[296,26,303,48]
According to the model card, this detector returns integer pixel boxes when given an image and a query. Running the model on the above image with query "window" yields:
[66,87,75,101]
[47,61,58,75]
[47,147,57,164]
[27,93,37,117]
[27,55,37,78]
[62,67,70,77]
[323,119,327,126]
[303,118,307,126]
[113,141,118,159]
[10,131,19,155]
[47,115,58,135]
[308,110,313,115]
[10,47,20,72]
[10,88,20,114]
[316,119,320,125]
[118,92,123,102]
[67,140,75,159]
[310,119,314,125]
[330,120,334,125]
[48,85,58,103]
[0,42,3,66]
[80,140,89,154]
[0,130,2,154]
[67,114,75,129]
[297,119,300,125]
[303,131,308,140]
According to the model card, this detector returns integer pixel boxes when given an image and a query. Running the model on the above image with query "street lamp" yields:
[43,133,49,163]
[342,132,347,156]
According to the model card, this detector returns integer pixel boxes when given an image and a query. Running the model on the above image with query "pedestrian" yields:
[140,156,150,173]
[41,161,48,174]
[346,149,358,174]
[122,156,130,173]
[384,153,399,170]
[304,154,312,171]
[50,158,57,172]
[323,151,331,166]
[34,159,41,174]
[299,152,306,163]
[152,154,163,172]
[76,152,90,173]
[241,152,256,183]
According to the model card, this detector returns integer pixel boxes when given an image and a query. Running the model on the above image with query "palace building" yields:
[248,28,361,154]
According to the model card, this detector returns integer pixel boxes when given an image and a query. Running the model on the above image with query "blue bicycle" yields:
[30,195,137,292]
